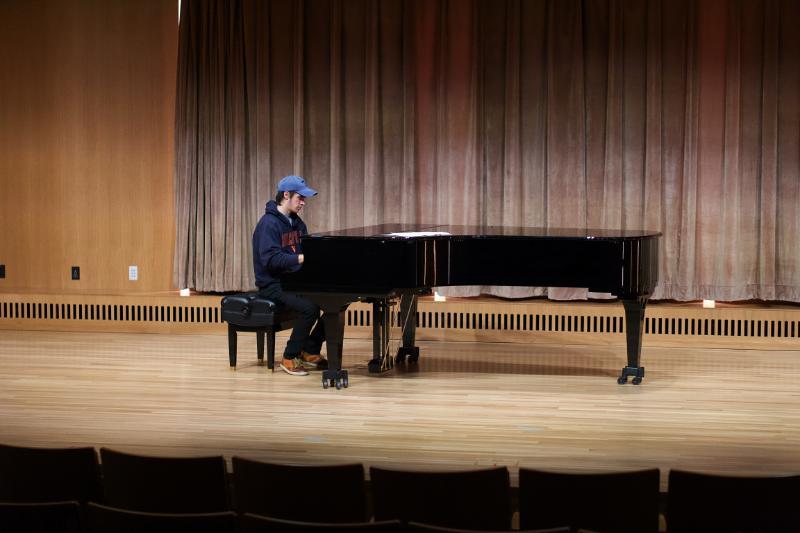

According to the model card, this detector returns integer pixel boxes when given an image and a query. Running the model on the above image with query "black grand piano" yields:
[282,224,661,389]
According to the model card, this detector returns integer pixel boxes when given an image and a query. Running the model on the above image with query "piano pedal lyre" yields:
[368,297,396,374]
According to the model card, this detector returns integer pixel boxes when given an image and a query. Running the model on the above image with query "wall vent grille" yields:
[1,301,220,324]
[345,303,800,340]
[2,295,799,344]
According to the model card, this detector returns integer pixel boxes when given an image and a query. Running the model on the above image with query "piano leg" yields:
[395,293,420,364]
[368,299,394,373]
[313,295,351,390]
[619,296,648,385]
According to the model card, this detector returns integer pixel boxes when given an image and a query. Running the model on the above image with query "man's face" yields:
[285,192,306,215]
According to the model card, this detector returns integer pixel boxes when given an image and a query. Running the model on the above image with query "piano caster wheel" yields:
[322,370,349,390]
[396,346,419,365]
[618,367,644,385]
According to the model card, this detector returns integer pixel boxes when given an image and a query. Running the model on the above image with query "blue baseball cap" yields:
[277,175,317,197]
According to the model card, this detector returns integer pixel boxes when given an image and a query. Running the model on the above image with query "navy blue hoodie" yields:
[252,200,308,289]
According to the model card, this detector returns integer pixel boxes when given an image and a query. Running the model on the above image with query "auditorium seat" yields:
[86,501,237,532]
[370,466,511,530]
[407,521,571,532]
[0,443,101,504]
[0,500,82,533]
[99,448,229,513]
[667,469,800,532]
[518,467,660,533]
[232,457,366,522]
[240,513,404,532]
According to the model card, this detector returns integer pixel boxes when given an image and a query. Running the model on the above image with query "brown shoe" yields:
[300,351,328,370]
[279,357,309,376]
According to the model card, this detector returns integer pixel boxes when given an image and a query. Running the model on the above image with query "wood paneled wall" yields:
[0,0,178,294]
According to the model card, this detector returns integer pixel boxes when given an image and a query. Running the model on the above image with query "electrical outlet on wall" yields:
[0,264,5,279]
[128,265,138,281]
[71,266,80,280]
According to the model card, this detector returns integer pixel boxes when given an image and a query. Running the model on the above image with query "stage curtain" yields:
[174,0,799,302]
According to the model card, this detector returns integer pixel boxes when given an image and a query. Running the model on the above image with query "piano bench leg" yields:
[228,325,238,369]
[256,330,265,365]
[267,330,276,371]
[618,366,645,385]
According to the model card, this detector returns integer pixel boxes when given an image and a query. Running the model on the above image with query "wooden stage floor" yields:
[1,329,799,490]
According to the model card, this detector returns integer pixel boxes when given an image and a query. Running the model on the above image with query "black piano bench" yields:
[220,292,295,370]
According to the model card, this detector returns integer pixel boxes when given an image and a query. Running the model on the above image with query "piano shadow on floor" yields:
[345,342,620,379]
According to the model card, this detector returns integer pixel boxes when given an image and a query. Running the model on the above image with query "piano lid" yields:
[304,224,662,241]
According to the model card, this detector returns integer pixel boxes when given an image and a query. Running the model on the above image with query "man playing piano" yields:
[252,175,328,376]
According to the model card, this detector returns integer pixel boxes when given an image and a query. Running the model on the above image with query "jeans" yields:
[258,284,325,358]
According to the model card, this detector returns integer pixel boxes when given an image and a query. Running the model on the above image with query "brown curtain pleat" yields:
[174,0,800,302]
[174,0,256,291]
